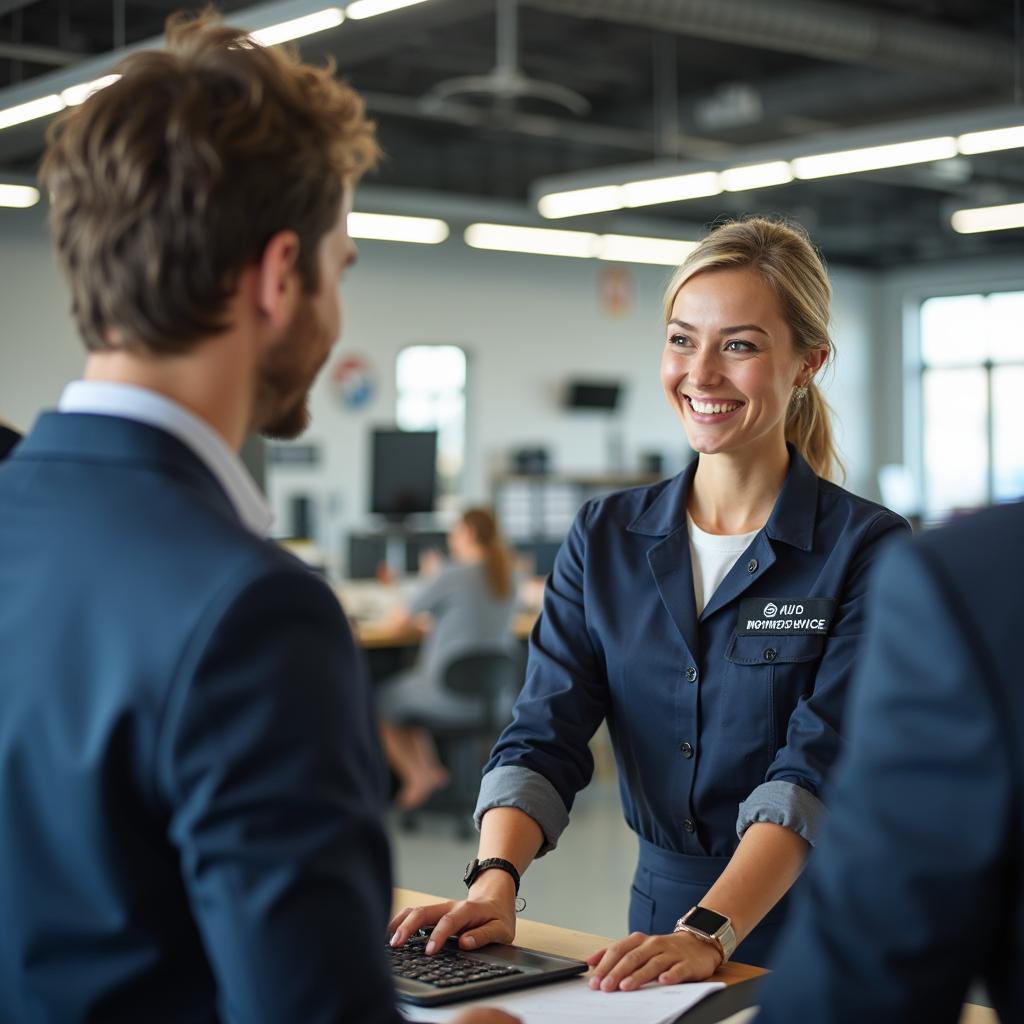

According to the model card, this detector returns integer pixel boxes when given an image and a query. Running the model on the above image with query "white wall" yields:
[0,203,881,557]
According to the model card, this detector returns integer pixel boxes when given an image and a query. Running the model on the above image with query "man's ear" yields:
[255,230,302,330]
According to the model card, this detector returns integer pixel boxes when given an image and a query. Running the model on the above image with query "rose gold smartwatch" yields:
[673,905,737,964]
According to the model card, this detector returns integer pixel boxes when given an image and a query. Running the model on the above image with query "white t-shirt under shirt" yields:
[687,514,760,616]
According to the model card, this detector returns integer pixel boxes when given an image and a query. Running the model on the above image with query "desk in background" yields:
[336,579,538,650]
[392,889,997,1024]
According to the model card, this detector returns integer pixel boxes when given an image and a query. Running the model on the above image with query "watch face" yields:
[685,906,729,936]
[463,859,478,885]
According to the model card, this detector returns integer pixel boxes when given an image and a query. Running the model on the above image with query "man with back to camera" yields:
[0,12,516,1024]
[756,498,1024,1022]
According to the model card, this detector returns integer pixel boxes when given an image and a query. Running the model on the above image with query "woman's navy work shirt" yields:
[475,447,909,859]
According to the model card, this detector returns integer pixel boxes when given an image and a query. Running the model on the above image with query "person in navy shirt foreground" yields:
[757,499,1024,1023]
[390,218,908,984]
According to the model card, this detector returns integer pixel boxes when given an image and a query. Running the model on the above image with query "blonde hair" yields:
[663,217,844,481]
[461,507,514,600]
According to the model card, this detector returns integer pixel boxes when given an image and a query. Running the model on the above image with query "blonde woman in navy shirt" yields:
[391,218,907,984]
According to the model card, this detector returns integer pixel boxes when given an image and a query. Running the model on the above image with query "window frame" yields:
[910,286,1024,520]
[394,342,470,507]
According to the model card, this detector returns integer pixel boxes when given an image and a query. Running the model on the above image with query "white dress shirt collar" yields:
[59,380,273,536]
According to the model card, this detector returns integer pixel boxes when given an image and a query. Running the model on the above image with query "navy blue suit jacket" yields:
[0,413,401,1023]
[758,500,1024,1023]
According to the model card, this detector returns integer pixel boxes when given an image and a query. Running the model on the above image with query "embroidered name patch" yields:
[737,598,836,636]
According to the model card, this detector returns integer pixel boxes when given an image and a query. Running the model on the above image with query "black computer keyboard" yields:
[387,940,524,989]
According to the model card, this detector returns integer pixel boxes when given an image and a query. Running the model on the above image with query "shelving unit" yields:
[493,473,662,544]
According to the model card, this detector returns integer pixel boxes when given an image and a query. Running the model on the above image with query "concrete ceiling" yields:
[1,0,1023,268]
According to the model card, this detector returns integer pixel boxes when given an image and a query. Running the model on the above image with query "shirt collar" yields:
[59,380,273,536]
[628,444,819,551]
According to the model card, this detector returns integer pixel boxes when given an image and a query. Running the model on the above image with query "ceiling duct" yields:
[526,0,1018,85]
[423,0,590,117]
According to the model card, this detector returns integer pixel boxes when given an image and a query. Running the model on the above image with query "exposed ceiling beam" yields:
[0,40,79,66]
[0,0,40,16]
[531,102,1024,205]
[526,0,1018,85]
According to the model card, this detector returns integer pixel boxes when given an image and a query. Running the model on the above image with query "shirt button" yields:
[747,558,758,573]
[684,666,698,683]
[679,742,694,758]
[764,647,777,662]
[682,818,696,833]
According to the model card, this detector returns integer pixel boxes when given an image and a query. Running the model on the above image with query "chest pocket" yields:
[724,633,825,667]
[722,633,826,763]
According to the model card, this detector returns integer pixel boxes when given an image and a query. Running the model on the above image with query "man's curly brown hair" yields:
[39,9,379,354]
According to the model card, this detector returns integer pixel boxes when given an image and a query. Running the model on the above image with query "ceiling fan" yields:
[422,0,591,118]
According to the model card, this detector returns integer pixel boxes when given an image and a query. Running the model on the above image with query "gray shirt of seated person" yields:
[376,562,517,726]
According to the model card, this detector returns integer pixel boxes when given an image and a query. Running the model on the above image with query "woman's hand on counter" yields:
[388,876,517,953]
[585,929,722,991]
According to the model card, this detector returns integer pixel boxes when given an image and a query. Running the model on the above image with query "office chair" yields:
[405,650,520,839]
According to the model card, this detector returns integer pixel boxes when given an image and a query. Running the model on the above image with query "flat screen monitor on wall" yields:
[370,428,438,521]
[564,380,621,411]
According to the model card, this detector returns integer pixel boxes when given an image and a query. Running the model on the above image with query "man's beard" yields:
[253,297,328,441]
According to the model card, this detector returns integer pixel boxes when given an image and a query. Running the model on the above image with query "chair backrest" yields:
[442,650,519,728]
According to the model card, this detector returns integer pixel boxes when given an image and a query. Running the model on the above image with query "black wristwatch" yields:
[463,857,521,895]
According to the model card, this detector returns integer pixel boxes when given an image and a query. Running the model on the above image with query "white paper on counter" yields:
[399,977,725,1024]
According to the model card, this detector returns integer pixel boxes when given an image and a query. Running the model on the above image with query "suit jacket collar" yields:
[627,443,819,552]
[16,411,240,525]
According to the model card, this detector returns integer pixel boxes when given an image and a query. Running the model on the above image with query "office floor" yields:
[389,779,636,940]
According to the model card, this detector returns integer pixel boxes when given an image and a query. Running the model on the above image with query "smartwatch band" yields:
[463,857,521,895]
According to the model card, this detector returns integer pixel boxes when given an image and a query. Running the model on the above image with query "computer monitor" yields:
[564,380,621,411]
[370,428,438,521]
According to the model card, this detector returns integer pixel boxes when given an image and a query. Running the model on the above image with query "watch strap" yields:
[673,906,737,963]
[464,857,520,895]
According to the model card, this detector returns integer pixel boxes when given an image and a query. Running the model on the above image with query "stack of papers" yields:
[400,977,725,1023]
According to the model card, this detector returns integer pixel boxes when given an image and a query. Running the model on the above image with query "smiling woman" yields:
[388,216,908,993]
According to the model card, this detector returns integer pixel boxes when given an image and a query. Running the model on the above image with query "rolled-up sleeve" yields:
[737,779,825,846]
[738,511,909,847]
[476,504,610,853]
[474,765,569,855]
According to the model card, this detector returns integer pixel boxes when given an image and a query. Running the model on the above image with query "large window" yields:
[395,344,467,502]
[918,291,1024,520]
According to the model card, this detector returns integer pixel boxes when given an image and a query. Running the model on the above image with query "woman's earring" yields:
[793,384,809,401]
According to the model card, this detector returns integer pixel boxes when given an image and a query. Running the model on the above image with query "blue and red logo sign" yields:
[330,353,376,411]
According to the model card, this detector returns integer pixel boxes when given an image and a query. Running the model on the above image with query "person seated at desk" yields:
[378,507,518,810]
[756,498,1023,1023]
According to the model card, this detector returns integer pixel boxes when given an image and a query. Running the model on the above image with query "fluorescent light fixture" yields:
[538,184,624,219]
[346,0,432,18]
[598,234,697,265]
[951,201,1024,234]
[348,212,448,244]
[0,93,64,131]
[958,125,1024,155]
[720,160,793,192]
[464,224,698,264]
[60,74,121,107]
[465,223,599,258]
[250,7,344,46]
[0,184,40,208]
[792,136,957,179]
[621,171,721,209]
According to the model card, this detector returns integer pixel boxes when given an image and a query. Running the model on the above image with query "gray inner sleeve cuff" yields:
[474,765,570,857]
[736,779,825,847]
